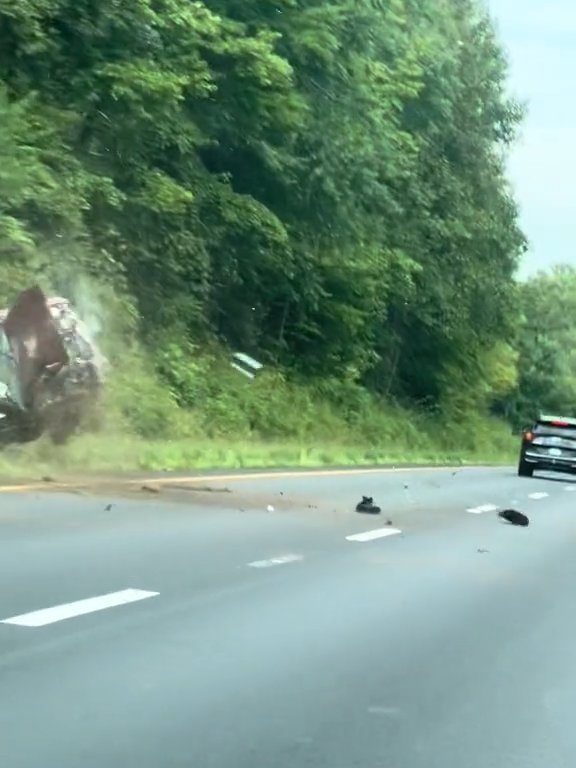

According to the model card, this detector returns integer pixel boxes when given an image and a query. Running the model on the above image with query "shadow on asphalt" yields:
[529,473,576,485]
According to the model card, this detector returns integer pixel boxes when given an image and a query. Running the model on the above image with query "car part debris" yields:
[141,484,160,494]
[164,484,232,494]
[356,496,381,514]
[231,352,263,379]
[498,509,529,527]
[0,287,106,446]
[267,504,275,513]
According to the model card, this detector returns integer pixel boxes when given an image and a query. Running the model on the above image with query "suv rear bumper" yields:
[524,450,576,472]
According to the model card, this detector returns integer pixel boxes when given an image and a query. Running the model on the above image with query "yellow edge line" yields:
[0,483,75,493]
[135,465,482,486]
[0,465,486,494]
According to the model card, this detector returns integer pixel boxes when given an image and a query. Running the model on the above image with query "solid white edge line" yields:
[346,528,402,542]
[1,588,159,627]
[248,554,304,569]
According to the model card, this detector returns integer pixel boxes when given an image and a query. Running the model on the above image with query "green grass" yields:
[0,429,517,480]
[0,347,518,480]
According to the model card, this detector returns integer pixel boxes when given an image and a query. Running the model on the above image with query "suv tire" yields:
[518,456,534,477]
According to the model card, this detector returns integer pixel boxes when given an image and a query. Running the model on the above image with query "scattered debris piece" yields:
[355,496,381,515]
[41,476,55,483]
[307,504,318,509]
[164,484,231,494]
[385,519,394,526]
[141,484,160,494]
[104,504,113,511]
[267,504,275,513]
[403,484,409,490]
[498,509,529,527]
[477,548,490,554]
[231,352,263,379]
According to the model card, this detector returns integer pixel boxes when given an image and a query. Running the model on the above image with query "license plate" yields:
[549,448,562,457]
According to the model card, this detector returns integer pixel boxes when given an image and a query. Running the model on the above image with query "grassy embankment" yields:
[0,348,517,477]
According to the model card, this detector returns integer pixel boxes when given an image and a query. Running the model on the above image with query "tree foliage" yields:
[497,267,576,427]
[0,0,526,415]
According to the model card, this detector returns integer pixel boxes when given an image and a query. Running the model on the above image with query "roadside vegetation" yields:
[0,1,564,475]
[1,366,518,474]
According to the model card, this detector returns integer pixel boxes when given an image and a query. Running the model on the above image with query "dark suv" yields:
[518,415,576,477]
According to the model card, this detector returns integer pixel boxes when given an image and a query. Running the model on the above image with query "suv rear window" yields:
[534,423,576,440]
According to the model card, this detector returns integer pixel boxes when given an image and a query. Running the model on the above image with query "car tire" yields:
[518,456,534,477]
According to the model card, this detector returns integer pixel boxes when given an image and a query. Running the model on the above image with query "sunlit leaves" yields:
[0,0,525,414]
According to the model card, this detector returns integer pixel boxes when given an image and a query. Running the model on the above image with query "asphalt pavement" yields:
[2,465,576,767]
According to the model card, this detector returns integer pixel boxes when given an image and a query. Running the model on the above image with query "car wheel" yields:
[518,456,534,477]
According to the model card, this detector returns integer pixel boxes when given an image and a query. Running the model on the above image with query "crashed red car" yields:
[0,287,106,444]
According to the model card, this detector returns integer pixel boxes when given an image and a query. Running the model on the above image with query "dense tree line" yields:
[496,267,576,428]
[0,0,526,414]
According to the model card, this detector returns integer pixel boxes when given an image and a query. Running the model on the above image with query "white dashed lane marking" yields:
[466,504,498,515]
[346,528,402,542]
[528,492,549,500]
[247,554,304,569]
[1,588,159,628]
[565,486,576,492]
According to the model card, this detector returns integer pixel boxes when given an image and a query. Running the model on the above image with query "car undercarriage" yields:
[0,287,106,445]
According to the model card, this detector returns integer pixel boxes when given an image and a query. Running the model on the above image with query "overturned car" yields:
[0,287,106,445]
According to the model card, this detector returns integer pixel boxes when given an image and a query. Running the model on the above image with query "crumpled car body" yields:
[0,287,106,444]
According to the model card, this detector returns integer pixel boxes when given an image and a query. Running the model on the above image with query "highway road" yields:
[2,465,576,767]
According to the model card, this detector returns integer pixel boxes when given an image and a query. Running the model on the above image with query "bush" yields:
[47,333,515,471]
[103,350,197,440]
